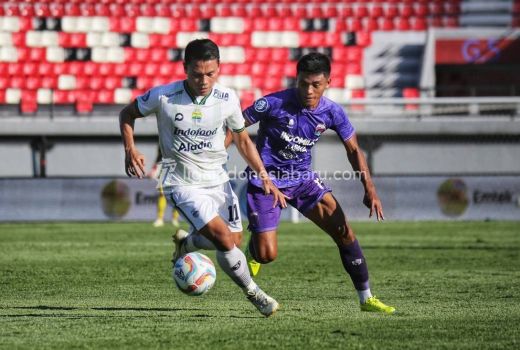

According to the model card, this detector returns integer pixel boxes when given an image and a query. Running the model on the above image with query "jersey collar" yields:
[183,80,212,105]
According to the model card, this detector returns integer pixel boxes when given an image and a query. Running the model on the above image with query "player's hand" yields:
[125,148,146,178]
[147,164,158,179]
[262,180,289,209]
[363,190,385,221]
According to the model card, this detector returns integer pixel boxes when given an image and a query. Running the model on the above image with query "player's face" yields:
[184,59,220,96]
[296,72,330,109]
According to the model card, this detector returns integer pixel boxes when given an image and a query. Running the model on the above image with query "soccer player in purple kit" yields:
[243,52,396,314]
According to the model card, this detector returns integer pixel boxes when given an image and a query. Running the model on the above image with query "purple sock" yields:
[339,240,370,291]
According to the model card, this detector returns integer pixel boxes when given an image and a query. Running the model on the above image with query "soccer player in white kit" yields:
[119,39,287,317]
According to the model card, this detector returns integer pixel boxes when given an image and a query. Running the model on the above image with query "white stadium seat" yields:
[46,47,65,62]
[58,75,76,90]
[37,89,53,104]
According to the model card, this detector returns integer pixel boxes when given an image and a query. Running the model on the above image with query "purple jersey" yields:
[243,88,355,188]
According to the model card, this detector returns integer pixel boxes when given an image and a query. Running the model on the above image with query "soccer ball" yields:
[173,252,216,296]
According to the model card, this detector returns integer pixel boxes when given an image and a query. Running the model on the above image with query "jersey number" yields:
[228,204,239,222]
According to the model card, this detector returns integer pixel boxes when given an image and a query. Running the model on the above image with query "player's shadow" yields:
[8,306,265,319]
[11,305,204,312]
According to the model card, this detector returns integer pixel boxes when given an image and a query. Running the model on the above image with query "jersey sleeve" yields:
[135,86,161,116]
[330,106,355,141]
[243,96,272,125]
[226,90,246,132]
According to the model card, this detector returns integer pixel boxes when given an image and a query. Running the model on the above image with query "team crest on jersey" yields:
[213,89,229,101]
[254,98,269,112]
[288,119,295,128]
[192,108,203,122]
[314,123,326,136]
[141,90,151,102]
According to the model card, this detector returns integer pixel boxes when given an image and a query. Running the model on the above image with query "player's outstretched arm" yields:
[343,134,385,221]
[232,130,288,208]
[119,101,146,178]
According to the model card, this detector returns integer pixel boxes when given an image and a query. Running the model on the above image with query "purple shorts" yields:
[247,176,332,234]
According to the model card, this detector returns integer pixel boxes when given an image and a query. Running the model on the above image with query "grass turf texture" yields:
[0,221,519,349]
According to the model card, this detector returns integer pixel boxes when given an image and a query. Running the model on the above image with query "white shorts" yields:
[164,182,242,233]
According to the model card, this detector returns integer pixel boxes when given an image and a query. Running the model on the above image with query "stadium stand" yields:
[0,0,519,114]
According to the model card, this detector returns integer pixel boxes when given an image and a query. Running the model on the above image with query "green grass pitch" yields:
[1,221,519,349]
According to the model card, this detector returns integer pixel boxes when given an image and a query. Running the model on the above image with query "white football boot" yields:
[246,286,279,317]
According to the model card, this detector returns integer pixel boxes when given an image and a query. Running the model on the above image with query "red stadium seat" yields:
[125,4,141,17]
[80,3,96,16]
[294,6,308,18]
[247,5,262,18]
[19,3,35,17]
[264,5,278,18]
[431,3,444,16]
[340,6,353,18]
[75,90,94,113]
[89,77,104,90]
[21,91,38,114]
[310,5,324,19]
[156,4,172,17]
[444,16,459,28]
[76,76,89,90]
[0,76,9,90]
[104,77,121,90]
[41,76,58,90]
[11,77,25,89]
[279,5,292,18]
[370,5,384,18]
[348,18,363,32]
[19,17,33,31]
[412,17,427,31]
[385,6,399,19]
[95,3,110,16]
[365,18,379,31]
[354,5,369,18]
[95,90,115,104]
[232,4,247,17]
[396,17,411,31]
[401,4,415,18]
[268,18,284,31]
[346,46,363,62]
[416,4,430,17]
[216,5,232,17]
[35,4,51,17]
[381,18,395,31]
[53,90,75,105]
[445,3,461,16]
[141,4,156,16]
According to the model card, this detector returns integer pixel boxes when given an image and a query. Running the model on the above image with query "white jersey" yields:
[136,80,245,188]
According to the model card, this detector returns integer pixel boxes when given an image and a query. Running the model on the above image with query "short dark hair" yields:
[296,52,331,77]
[184,39,220,65]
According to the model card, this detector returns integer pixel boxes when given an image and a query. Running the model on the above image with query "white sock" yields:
[357,289,373,304]
[216,246,252,289]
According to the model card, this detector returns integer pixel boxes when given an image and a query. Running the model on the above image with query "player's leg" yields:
[153,191,167,227]
[172,208,180,227]
[304,192,395,314]
[172,183,243,254]
[245,183,283,276]
[170,183,277,316]
[198,216,278,316]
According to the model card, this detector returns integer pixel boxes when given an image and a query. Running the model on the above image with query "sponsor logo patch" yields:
[315,123,326,136]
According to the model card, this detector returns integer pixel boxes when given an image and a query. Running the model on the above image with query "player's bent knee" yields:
[256,251,277,264]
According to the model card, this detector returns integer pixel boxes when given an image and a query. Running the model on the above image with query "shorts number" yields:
[228,204,239,222]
